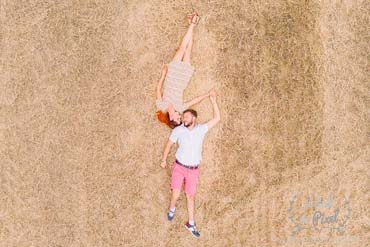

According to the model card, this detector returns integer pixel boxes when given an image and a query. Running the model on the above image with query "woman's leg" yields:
[182,32,193,62]
[172,23,195,62]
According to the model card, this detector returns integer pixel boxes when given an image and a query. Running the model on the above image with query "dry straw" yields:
[1,0,368,246]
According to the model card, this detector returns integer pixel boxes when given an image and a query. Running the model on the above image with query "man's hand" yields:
[160,160,167,168]
[161,140,174,169]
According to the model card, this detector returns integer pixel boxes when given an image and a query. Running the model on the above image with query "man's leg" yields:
[168,163,184,219]
[186,193,196,223]
[184,168,199,224]
[184,169,201,237]
[169,189,181,209]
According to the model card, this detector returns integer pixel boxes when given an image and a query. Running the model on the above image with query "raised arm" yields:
[156,64,168,100]
[184,90,210,109]
[160,139,174,168]
[206,91,220,130]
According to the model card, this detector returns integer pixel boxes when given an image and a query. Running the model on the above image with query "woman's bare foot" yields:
[192,12,200,25]
[187,11,200,25]
[187,13,195,25]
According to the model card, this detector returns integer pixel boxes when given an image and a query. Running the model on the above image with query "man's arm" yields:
[160,139,174,168]
[206,91,220,130]
[156,64,168,100]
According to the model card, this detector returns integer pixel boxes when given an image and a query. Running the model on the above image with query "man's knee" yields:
[186,193,195,200]
[172,189,181,198]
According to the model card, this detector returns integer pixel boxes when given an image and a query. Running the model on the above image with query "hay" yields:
[1,0,369,246]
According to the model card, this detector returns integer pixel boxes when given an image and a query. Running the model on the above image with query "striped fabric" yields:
[156,60,195,113]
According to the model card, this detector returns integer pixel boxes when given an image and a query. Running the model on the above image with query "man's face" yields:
[183,112,195,127]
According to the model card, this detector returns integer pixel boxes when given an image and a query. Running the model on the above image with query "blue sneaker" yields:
[185,222,200,238]
[167,209,175,221]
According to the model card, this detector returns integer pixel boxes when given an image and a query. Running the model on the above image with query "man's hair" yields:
[183,109,197,118]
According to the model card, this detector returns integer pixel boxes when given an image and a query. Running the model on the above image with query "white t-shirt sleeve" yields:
[169,128,180,143]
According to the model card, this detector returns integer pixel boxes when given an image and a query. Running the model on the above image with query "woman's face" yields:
[170,111,182,124]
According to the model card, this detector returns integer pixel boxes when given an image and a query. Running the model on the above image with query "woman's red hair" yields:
[156,111,180,129]
[156,111,170,127]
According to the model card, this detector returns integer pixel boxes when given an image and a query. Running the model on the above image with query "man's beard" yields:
[184,121,193,128]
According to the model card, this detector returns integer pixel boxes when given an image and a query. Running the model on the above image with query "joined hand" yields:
[160,160,167,168]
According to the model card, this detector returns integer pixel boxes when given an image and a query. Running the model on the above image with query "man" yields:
[160,90,220,238]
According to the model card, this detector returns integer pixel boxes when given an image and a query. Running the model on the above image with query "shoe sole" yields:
[184,225,200,238]
[167,213,174,221]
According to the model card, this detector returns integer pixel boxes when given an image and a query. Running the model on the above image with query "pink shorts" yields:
[170,161,200,196]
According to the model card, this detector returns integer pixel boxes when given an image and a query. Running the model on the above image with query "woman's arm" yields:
[156,64,168,100]
[184,88,214,108]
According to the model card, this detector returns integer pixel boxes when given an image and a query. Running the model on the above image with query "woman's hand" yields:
[157,64,168,100]
[209,89,217,98]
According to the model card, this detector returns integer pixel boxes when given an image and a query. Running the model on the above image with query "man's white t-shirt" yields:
[169,123,209,166]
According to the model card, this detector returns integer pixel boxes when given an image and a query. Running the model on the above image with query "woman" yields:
[156,11,211,129]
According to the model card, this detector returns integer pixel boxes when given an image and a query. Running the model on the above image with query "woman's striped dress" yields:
[156,60,195,113]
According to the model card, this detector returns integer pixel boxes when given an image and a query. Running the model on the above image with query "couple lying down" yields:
[154,11,220,238]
